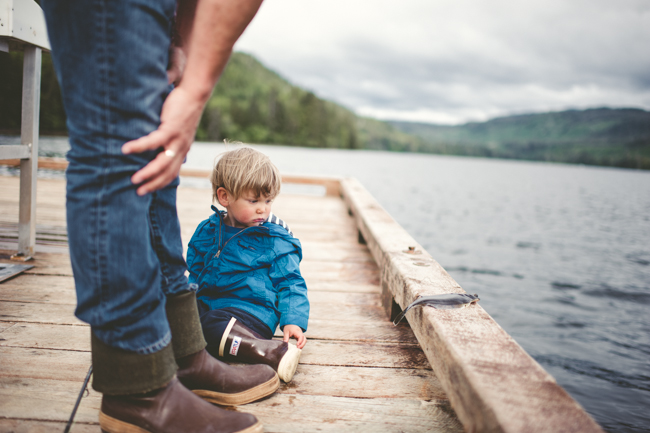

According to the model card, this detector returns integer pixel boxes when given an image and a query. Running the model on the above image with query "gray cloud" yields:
[235,0,650,124]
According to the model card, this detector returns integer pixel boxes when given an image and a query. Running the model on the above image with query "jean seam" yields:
[96,0,110,314]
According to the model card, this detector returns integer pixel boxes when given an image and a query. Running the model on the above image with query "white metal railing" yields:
[0,0,51,260]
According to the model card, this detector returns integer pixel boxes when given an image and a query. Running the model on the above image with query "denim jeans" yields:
[43,0,190,354]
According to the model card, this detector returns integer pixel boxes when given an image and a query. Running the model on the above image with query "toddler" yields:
[187,147,309,382]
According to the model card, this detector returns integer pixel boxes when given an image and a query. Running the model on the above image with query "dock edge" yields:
[339,177,604,433]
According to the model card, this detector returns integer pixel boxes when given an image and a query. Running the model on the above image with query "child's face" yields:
[219,188,274,228]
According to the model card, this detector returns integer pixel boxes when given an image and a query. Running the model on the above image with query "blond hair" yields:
[211,147,281,202]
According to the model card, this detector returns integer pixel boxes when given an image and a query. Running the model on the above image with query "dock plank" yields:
[281,364,448,400]
[0,301,82,325]
[0,274,76,304]
[0,175,461,432]
[0,323,89,351]
[0,321,15,332]
[0,376,100,424]
[232,394,464,433]
[1,321,417,353]
[300,340,429,369]
[0,347,90,381]
[0,251,72,276]
[0,419,98,433]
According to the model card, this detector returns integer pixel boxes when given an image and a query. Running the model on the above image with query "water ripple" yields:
[582,285,650,304]
[535,355,650,392]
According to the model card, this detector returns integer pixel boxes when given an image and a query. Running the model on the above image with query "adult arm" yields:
[123,0,264,196]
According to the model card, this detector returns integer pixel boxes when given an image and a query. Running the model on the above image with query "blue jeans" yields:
[43,0,189,354]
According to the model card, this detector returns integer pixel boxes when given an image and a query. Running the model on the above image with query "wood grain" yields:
[340,177,604,433]
[0,174,460,432]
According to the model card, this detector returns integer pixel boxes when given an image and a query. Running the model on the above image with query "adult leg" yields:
[42,0,265,430]
[151,179,279,405]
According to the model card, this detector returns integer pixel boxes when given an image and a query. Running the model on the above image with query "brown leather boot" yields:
[177,348,279,405]
[166,292,279,405]
[218,318,302,383]
[99,377,262,433]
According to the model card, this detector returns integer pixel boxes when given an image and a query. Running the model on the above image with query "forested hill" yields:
[0,50,418,152]
[2,49,649,169]
[197,52,418,151]
[389,108,650,169]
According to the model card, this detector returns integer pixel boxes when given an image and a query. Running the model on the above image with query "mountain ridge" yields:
[387,107,650,169]
[2,49,648,169]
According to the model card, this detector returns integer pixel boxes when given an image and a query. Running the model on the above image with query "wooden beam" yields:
[0,158,343,196]
[339,177,603,433]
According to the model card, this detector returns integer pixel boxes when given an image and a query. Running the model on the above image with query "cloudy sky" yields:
[234,0,650,125]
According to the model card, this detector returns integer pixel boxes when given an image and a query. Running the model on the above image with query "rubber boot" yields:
[92,334,262,433]
[218,318,302,383]
[166,292,279,405]
[100,377,263,433]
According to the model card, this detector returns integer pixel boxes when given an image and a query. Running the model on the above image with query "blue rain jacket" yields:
[187,206,309,333]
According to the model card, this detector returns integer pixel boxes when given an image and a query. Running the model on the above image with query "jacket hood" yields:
[210,205,296,240]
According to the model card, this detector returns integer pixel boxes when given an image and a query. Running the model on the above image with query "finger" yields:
[136,171,175,196]
[283,332,290,343]
[131,152,172,185]
[132,155,180,195]
[122,129,171,155]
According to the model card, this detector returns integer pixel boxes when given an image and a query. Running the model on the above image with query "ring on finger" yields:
[164,149,176,158]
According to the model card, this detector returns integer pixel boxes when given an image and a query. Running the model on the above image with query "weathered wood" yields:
[299,240,375,263]
[301,260,380,285]
[0,376,101,424]
[280,364,448,400]
[300,340,429,370]
[0,323,89,351]
[0,274,76,304]
[0,175,463,431]
[0,301,82,325]
[1,320,416,356]
[340,177,604,433]
[0,419,99,433]
[1,159,342,196]
[0,321,14,332]
[296,319,417,344]
[0,250,72,276]
[309,299,387,323]
[303,280,380,294]
[0,347,90,381]
[236,394,464,433]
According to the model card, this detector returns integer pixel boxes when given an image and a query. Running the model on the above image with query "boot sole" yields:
[193,373,280,406]
[99,411,263,433]
[277,344,302,383]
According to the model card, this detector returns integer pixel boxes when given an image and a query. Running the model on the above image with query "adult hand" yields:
[167,46,187,86]
[283,324,307,349]
[122,86,203,196]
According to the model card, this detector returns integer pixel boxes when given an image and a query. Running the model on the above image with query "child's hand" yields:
[283,324,306,349]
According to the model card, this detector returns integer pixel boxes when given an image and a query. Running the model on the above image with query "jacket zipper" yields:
[214,216,257,258]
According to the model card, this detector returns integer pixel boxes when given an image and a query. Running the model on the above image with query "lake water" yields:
[3,137,649,432]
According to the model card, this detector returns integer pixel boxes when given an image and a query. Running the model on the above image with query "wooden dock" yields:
[0,174,464,432]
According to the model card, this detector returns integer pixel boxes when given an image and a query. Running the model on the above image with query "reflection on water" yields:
[4,137,650,432]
